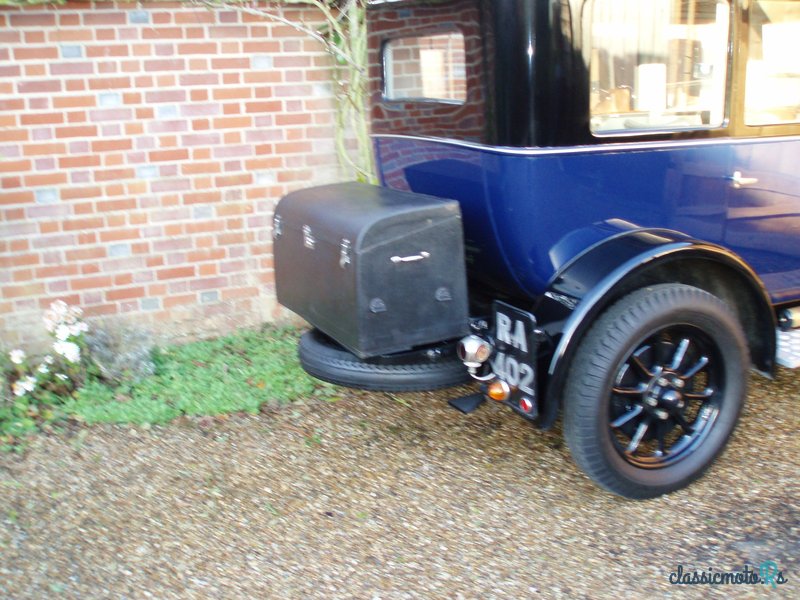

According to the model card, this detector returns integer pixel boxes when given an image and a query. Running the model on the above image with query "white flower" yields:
[44,355,54,365]
[43,314,56,333]
[53,340,81,364]
[50,300,68,316]
[13,376,37,396]
[37,362,50,374]
[55,373,69,381]
[44,300,70,332]
[69,321,89,337]
[55,324,71,341]
[9,349,25,365]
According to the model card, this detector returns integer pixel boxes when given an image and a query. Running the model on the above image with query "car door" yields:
[725,0,800,303]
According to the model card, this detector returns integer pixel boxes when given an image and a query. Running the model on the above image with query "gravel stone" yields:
[1,369,797,599]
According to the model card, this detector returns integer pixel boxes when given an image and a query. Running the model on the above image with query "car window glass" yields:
[383,33,466,103]
[590,0,730,134]
[745,0,800,125]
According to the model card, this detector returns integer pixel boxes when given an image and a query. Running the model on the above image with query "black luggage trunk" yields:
[274,182,469,358]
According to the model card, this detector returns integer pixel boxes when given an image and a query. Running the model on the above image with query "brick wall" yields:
[0,1,340,350]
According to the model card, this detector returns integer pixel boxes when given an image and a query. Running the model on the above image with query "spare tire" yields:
[298,328,471,392]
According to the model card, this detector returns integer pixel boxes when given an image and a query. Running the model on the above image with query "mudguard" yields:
[536,226,777,429]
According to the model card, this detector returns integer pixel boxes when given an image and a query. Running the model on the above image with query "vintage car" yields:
[274,0,800,498]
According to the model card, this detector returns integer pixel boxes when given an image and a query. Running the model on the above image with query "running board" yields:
[777,329,800,368]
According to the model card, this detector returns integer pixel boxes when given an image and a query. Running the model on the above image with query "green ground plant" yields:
[2,315,332,448]
[66,326,330,425]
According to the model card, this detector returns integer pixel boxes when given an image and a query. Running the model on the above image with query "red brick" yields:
[209,26,247,38]
[55,125,98,138]
[54,95,97,109]
[144,58,185,72]
[140,25,181,38]
[184,190,221,204]
[157,266,196,280]
[91,139,132,152]
[23,143,67,156]
[211,57,249,70]
[65,80,87,92]
[95,168,134,182]
[13,46,58,61]
[178,42,218,54]
[61,186,102,200]
[180,73,218,86]
[10,13,57,27]
[175,11,215,24]
[18,80,61,94]
[20,112,63,126]
[89,108,133,122]
[88,77,131,90]
[0,130,27,142]
[245,101,282,114]
[36,265,80,279]
[149,149,189,162]
[25,173,68,187]
[48,29,93,42]
[61,217,104,232]
[2,283,47,299]
[51,62,94,76]
[85,12,127,26]
[86,45,130,58]
[66,247,106,261]
[145,89,186,103]
[58,154,101,169]
[71,276,114,291]
[106,286,145,301]
[98,228,140,242]
[2,176,22,188]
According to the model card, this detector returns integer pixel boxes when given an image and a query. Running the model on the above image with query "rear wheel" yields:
[563,284,748,499]
[298,328,471,392]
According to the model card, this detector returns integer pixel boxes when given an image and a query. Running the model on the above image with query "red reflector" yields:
[519,397,534,413]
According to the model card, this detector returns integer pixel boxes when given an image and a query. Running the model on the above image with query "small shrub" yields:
[1,301,90,442]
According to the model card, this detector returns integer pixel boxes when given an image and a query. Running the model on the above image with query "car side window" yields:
[383,33,467,104]
[745,0,800,126]
[590,0,730,134]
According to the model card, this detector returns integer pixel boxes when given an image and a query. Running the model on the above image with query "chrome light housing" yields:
[457,334,493,368]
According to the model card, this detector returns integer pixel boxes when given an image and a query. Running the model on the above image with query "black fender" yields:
[536,228,776,429]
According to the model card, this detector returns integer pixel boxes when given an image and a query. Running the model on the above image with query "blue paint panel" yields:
[375,135,800,303]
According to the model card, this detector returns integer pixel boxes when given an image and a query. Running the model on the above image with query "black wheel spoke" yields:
[673,412,695,435]
[684,386,714,401]
[610,405,643,428]
[625,419,650,454]
[682,355,709,379]
[669,338,690,371]
[655,428,669,457]
[630,350,653,378]
[611,383,646,397]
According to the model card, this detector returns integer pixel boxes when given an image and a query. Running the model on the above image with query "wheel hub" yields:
[642,369,685,416]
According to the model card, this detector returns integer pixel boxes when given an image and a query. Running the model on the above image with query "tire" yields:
[298,328,471,392]
[563,284,748,499]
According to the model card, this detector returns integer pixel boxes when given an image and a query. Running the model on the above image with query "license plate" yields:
[492,301,538,397]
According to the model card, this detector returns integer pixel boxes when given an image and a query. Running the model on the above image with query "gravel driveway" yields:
[1,368,798,599]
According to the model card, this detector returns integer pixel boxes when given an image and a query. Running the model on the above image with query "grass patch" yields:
[62,326,331,425]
